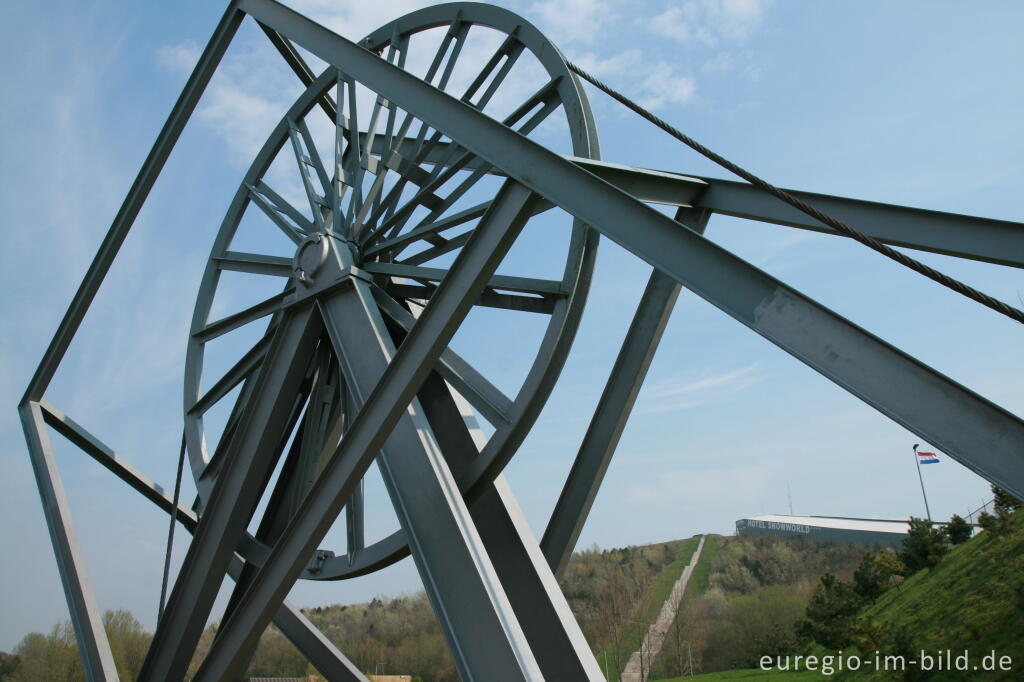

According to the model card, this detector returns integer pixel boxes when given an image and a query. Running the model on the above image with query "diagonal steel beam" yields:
[541,207,709,575]
[690,176,1024,269]
[237,0,1024,498]
[411,369,604,681]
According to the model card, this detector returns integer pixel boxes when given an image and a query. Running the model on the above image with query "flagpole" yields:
[912,444,933,521]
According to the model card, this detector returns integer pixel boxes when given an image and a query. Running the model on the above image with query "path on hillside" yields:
[620,535,705,682]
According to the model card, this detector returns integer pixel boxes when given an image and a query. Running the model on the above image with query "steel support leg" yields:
[139,304,323,682]
[412,370,604,681]
[19,401,120,681]
[542,208,709,574]
[192,181,544,681]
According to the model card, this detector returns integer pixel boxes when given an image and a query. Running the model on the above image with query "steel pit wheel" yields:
[184,4,599,583]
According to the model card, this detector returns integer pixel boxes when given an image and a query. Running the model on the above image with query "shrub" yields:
[796,574,863,649]
[898,518,948,574]
[944,514,972,545]
[853,551,887,602]
[992,485,1021,515]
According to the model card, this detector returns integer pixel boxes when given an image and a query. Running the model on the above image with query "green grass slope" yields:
[656,513,1023,681]
[831,510,1024,681]
[658,669,817,681]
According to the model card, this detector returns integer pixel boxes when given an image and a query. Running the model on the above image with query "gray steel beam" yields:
[238,0,1024,497]
[192,180,544,682]
[22,2,244,403]
[19,401,120,681]
[139,304,323,682]
[412,370,603,681]
[690,176,1024,269]
[541,207,709,575]
[38,400,200,533]
[368,130,1024,268]
[317,282,540,680]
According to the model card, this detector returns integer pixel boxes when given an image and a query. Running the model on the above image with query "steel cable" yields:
[566,61,1024,325]
[158,433,187,623]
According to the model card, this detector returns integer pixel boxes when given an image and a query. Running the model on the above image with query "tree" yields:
[945,514,972,545]
[796,574,863,649]
[898,517,948,574]
[0,652,20,680]
[992,485,1021,515]
[852,552,886,602]
[873,551,906,590]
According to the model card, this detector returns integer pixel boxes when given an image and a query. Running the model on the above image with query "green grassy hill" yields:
[827,509,1024,681]
[657,510,1024,682]
[660,670,817,681]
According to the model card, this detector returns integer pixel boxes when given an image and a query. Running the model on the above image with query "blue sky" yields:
[2,0,1022,652]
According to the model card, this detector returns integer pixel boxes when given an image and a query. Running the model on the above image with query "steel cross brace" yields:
[542,206,710,573]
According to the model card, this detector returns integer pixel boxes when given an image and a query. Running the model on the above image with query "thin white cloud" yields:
[575,48,696,111]
[284,0,438,45]
[635,364,761,414]
[156,40,200,73]
[527,0,616,47]
[649,0,773,47]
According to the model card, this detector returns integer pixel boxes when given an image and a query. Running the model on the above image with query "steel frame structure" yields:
[20,2,1024,681]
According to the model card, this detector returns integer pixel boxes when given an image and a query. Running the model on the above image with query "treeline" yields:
[0,610,150,682]
[1,538,691,681]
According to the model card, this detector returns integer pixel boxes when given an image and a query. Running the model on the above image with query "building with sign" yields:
[735,514,913,547]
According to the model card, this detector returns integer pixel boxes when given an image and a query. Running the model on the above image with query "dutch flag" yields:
[917,451,940,464]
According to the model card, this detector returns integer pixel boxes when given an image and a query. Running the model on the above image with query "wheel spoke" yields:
[364,261,565,296]
[287,118,330,231]
[340,73,368,233]
[330,75,352,237]
[248,181,314,242]
[189,335,271,415]
[364,200,489,258]
[372,32,408,219]
[401,230,472,266]
[214,251,293,277]
[360,20,470,232]
[463,30,525,110]
[193,289,292,342]
[362,78,564,248]
[389,282,556,315]
[372,285,514,425]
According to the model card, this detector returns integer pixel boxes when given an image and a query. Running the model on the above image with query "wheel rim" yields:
[183,3,599,580]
